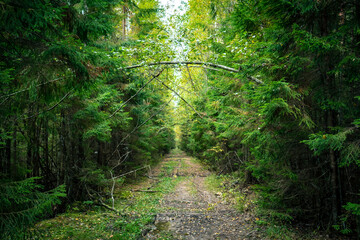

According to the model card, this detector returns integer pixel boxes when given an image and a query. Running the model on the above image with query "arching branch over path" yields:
[123,61,264,84]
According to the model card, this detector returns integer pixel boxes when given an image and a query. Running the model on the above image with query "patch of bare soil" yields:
[145,152,263,240]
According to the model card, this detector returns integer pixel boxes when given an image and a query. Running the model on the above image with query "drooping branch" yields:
[0,77,64,100]
[109,69,164,118]
[124,61,239,72]
[156,79,204,119]
[119,95,174,143]
[247,75,264,85]
[20,89,73,120]
[186,65,197,91]
[123,61,264,84]
[109,95,175,160]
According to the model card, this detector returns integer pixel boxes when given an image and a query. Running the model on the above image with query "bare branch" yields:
[174,84,197,96]
[189,65,222,72]
[186,65,197,91]
[0,77,64,100]
[157,79,203,119]
[94,202,120,214]
[119,95,174,143]
[109,171,116,209]
[247,75,264,85]
[131,190,160,193]
[109,96,174,159]
[123,61,264,84]
[113,165,151,179]
[20,89,73,120]
[112,151,131,170]
[124,61,239,73]
[109,69,164,118]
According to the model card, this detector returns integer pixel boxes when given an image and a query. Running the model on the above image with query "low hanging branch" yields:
[109,69,164,118]
[18,89,74,121]
[109,96,175,160]
[119,95,175,143]
[0,77,64,100]
[156,79,204,119]
[124,61,239,72]
[186,64,197,91]
[123,61,264,84]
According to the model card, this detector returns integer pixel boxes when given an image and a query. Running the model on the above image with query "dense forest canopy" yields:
[1,0,360,239]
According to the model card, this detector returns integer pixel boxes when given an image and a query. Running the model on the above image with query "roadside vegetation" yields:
[1,0,360,239]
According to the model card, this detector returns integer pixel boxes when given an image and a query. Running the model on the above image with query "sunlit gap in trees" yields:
[159,0,189,108]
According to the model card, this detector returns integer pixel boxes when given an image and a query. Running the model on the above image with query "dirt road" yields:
[144,151,262,240]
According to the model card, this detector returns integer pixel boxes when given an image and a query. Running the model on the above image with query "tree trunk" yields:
[5,138,11,176]
[122,3,127,39]
[12,126,17,177]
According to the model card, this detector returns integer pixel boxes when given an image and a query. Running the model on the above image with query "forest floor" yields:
[35,150,342,239]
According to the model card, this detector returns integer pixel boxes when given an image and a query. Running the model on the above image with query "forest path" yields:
[143,150,262,240]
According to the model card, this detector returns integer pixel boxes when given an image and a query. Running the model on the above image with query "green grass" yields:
[187,178,198,197]
[180,159,188,169]
[160,160,178,176]
[205,174,250,212]
[34,158,182,240]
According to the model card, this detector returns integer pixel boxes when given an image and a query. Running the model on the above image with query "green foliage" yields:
[179,0,360,236]
[2,0,360,237]
[0,0,175,236]
[302,129,352,156]
[341,141,360,167]
[344,202,360,216]
[0,178,66,239]
[84,121,112,142]
[35,155,181,239]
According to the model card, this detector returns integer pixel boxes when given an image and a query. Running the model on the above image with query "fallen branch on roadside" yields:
[94,202,121,214]
[113,165,151,179]
[131,190,160,193]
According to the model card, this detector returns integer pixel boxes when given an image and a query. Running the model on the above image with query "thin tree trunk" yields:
[122,3,127,39]
[320,8,339,225]
[5,138,11,176]
[43,119,51,188]
[33,119,40,177]
[12,125,17,177]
